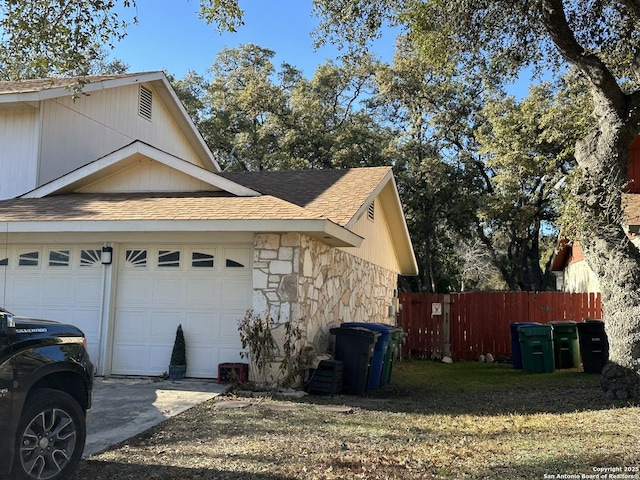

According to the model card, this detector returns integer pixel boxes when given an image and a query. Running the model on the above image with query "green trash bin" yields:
[550,321,580,369]
[518,324,555,373]
[381,327,402,386]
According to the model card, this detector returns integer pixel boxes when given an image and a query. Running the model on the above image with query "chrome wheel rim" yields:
[19,408,76,480]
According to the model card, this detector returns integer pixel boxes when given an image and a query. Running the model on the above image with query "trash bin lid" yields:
[341,322,395,334]
[330,326,381,340]
[518,324,553,337]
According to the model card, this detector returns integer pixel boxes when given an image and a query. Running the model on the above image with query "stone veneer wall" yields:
[252,232,398,356]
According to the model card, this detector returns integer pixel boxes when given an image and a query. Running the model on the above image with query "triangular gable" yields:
[20,141,260,198]
[0,71,220,173]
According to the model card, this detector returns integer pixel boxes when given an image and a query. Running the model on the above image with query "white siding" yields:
[38,84,207,185]
[0,109,39,199]
[563,261,601,293]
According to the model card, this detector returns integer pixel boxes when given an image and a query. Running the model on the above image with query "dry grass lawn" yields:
[73,361,640,479]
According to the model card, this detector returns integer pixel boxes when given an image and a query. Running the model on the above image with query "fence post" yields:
[443,294,451,357]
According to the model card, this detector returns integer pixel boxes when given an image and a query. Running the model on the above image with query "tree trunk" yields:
[574,120,640,400]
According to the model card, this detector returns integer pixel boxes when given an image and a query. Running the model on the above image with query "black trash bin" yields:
[341,322,394,390]
[550,321,580,369]
[330,327,380,394]
[576,320,609,374]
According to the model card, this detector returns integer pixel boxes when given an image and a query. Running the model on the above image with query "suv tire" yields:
[12,388,86,480]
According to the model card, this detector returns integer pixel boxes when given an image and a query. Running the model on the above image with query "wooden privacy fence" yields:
[397,291,602,361]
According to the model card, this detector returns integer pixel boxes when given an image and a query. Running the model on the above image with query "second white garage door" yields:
[111,245,252,378]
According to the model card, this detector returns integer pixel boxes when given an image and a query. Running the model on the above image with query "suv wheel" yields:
[13,388,86,480]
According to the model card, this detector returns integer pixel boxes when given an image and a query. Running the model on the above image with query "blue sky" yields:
[111,0,397,79]
[111,0,533,96]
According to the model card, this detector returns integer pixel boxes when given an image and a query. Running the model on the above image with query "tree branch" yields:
[541,0,625,111]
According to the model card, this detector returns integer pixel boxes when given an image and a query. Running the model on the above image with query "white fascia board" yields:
[21,141,260,198]
[0,72,166,104]
[0,219,363,247]
[148,75,222,172]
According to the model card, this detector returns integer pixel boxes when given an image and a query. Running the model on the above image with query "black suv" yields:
[0,309,93,480]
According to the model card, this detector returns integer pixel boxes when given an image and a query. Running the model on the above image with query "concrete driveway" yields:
[84,377,227,457]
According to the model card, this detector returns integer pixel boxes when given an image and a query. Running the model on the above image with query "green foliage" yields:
[170,324,187,366]
[0,0,244,79]
[0,0,133,80]
[198,0,244,33]
[173,46,394,172]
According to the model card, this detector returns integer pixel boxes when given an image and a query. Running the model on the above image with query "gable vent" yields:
[139,85,153,120]
[368,200,375,221]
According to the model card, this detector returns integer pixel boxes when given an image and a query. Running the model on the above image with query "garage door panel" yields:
[184,312,219,339]
[221,279,252,306]
[113,310,152,340]
[218,347,244,365]
[151,278,186,305]
[150,311,185,340]
[187,346,219,378]
[11,277,45,302]
[43,276,76,303]
[112,345,152,375]
[74,277,102,304]
[149,345,173,374]
[118,277,151,305]
[220,311,244,341]
[186,278,221,306]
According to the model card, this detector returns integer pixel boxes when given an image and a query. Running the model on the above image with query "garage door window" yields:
[224,248,251,269]
[225,259,245,268]
[48,249,70,267]
[18,250,39,267]
[80,249,101,267]
[191,251,214,268]
[158,250,180,268]
[125,249,147,268]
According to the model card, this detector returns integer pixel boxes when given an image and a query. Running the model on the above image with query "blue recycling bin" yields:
[341,322,394,390]
[510,322,539,369]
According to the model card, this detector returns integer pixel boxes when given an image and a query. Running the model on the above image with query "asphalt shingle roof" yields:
[219,167,391,226]
[0,167,391,226]
[0,73,147,95]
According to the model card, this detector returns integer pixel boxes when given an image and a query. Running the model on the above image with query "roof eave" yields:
[0,218,363,248]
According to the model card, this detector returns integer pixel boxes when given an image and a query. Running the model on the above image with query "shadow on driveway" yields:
[85,377,227,457]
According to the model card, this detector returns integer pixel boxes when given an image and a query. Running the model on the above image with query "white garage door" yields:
[111,245,252,378]
[0,246,103,362]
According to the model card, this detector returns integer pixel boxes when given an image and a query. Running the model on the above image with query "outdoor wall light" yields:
[101,246,113,265]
